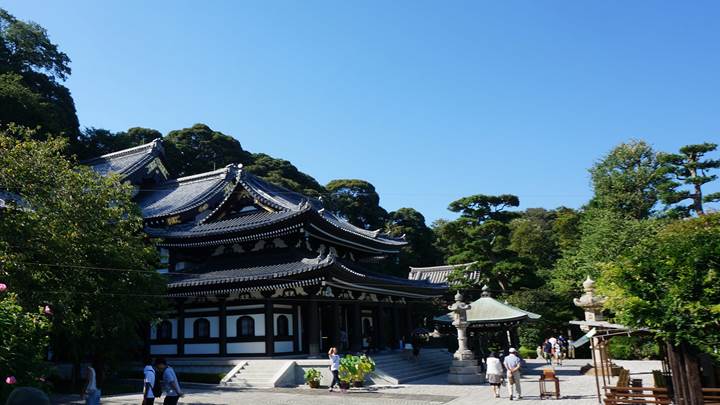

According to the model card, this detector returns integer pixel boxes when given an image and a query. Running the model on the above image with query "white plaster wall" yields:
[184,343,219,355]
[273,313,293,336]
[184,316,219,338]
[274,341,294,353]
[226,314,265,337]
[150,344,177,355]
[227,342,265,354]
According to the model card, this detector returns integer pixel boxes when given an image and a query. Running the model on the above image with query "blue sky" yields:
[5,0,720,223]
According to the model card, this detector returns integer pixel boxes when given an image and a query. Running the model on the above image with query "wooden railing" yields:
[604,386,720,405]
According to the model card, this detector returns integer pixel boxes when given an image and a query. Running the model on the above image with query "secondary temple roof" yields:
[166,250,444,298]
[434,286,541,325]
[82,139,165,178]
[408,263,481,285]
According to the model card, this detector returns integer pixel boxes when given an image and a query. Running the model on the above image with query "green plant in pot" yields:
[339,354,376,389]
[304,368,322,388]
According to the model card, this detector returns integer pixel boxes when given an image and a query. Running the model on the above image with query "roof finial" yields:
[481,284,492,297]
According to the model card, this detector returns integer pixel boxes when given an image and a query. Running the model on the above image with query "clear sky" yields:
[5,0,720,223]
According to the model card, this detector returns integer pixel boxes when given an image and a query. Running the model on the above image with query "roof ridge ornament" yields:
[481,284,492,297]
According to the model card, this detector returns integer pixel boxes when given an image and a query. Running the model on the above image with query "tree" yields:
[509,208,562,271]
[0,9,79,144]
[384,208,441,275]
[600,213,720,362]
[0,293,50,403]
[245,153,326,197]
[325,179,388,230]
[659,142,720,216]
[436,194,532,292]
[0,127,165,380]
[164,123,252,177]
[589,140,669,219]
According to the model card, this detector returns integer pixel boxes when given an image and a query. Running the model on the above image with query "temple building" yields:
[85,140,444,357]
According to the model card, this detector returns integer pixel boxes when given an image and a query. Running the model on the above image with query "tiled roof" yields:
[408,263,480,284]
[146,209,305,238]
[168,251,333,288]
[82,139,163,177]
[435,291,541,324]
[136,165,238,219]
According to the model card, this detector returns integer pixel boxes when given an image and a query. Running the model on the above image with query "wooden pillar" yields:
[307,299,320,356]
[350,302,362,352]
[376,304,386,350]
[331,301,340,347]
[219,298,227,356]
[391,305,400,349]
[264,300,274,356]
[292,304,300,353]
[176,299,185,356]
[406,302,414,338]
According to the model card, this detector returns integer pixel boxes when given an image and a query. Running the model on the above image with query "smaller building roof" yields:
[82,139,163,178]
[435,286,541,325]
[408,262,480,285]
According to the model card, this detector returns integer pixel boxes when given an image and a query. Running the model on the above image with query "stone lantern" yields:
[447,291,484,384]
[573,276,611,375]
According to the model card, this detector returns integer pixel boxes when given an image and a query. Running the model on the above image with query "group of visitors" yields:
[538,335,569,366]
[485,348,524,400]
[142,358,184,405]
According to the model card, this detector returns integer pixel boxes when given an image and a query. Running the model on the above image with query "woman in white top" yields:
[485,352,504,398]
[328,347,341,392]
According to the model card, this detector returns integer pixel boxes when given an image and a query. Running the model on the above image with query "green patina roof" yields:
[435,295,541,325]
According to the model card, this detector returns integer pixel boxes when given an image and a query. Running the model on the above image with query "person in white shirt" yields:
[143,358,157,405]
[82,364,100,405]
[328,347,341,392]
[503,348,523,400]
[155,358,183,405]
[485,352,504,398]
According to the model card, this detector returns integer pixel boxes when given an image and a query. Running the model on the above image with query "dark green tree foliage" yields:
[0,9,79,143]
[659,142,720,216]
[164,124,253,177]
[325,179,388,230]
[385,207,441,271]
[600,213,720,362]
[0,293,50,402]
[76,127,162,159]
[509,208,561,270]
[589,140,669,219]
[0,127,165,375]
[245,153,326,197]
[437,194,531,292]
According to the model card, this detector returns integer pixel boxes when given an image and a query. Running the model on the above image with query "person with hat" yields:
[503,348,523,400]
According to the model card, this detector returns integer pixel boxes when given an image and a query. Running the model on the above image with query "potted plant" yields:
[338,354,376,389]
[304,368,322,389]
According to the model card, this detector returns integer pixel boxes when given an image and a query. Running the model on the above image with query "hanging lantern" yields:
[5,376,17,385]
[0,283,7,293]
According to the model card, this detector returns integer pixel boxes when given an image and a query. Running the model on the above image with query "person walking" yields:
[82,363,101,405]
[553,340,563,366]
[503,348,523,400]
[543,339,553,365]
[155,358,183,405]
[485,351,504,398]
[143,358,159,405]
[328,347,341,392]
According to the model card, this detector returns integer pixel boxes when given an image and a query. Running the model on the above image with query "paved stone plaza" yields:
[51,359,662,405]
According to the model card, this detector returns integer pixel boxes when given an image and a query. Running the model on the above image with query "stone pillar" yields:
[350,302,362,352]
[573,276,611,375]
[292,304,300,353]
[264,300,274,355]
[176,299,185,356]
[219,298,227,356]
[447,292,484,384]
[307,299,320,356]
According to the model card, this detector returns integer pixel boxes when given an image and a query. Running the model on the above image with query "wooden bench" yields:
[704,388,720,405]
[604,386,671,405]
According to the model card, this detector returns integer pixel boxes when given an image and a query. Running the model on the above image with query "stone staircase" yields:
[222,360,291,388]
[371,348,453,384]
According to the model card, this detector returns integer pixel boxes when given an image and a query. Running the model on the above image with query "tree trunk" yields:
[681,343,704,405]
[693,183,704,215]
[666,342,685,405]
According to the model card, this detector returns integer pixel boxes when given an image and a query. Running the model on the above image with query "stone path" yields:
[51,359,662,405]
